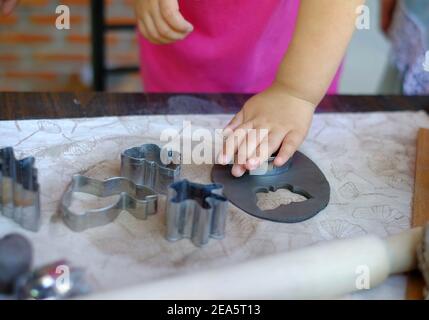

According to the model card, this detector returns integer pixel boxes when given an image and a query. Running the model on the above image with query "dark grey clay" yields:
[211,151,330,223]
[0,234,33,293]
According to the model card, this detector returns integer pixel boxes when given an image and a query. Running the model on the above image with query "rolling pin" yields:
[407,128,429,299]
[85,227,423,299]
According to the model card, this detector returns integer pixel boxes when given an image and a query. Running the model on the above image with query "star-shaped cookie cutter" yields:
[61,175,158,232]
[121,144,181,194]
[165,179,228,247]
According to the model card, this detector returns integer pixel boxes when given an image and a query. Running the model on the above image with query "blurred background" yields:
[0,0,391,93]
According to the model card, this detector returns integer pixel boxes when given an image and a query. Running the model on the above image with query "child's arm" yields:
[221,0,365,177]
[1,0,19,15]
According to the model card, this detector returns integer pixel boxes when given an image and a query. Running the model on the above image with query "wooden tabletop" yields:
[0,92,428,120]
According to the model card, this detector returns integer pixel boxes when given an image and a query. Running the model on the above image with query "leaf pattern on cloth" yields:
[1,111,429,299]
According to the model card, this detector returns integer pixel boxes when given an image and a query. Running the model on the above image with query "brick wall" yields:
[0,0,140,91]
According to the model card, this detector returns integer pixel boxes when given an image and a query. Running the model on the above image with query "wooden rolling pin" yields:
[407,128,429,299]
[85,227,423,300]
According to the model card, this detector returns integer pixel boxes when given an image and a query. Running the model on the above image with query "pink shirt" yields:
[139,0,341,94]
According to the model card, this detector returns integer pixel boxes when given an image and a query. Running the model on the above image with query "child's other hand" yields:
[135,0,193,45]
[219,82,315,177]
[1,0,19,15]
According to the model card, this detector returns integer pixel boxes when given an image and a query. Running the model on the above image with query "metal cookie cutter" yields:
[165,179,228,247]
[212,151,330,223]
[121,144,181,194]
[248,151,292,176]
[0,147,40,231]
[60,175,158,232]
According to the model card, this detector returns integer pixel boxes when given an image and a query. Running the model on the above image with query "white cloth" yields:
[1,111,428,299]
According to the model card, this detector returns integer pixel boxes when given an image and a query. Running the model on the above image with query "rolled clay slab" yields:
[84,228,423,299]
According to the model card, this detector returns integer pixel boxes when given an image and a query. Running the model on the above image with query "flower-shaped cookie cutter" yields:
[121,144,181,194]
[165,179,228,247]
[60,175,157,232]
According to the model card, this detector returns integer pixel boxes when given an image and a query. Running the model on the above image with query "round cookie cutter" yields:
[211,151,330,223]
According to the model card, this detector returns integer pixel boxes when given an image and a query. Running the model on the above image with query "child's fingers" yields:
[231,164,247,177]
[246,135,269,170]
[153,1,189,41]
[218,122,252,165]
[247,132,283,169]
[143,13,169,44]
[160,0,193,33]
[236,133,253,168]
[264,132,284,161]
[224,111,244,132]
[237,128,268,170]
[220,126,247,165]
[137,20,151,42]
[274,131,304,166]
[139,14,160,44]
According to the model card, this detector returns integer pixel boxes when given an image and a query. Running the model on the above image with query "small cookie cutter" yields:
[0,147,40,232]
[60,175,158,232]
[121,144,181,194]
[249,152,292,176]
[165,179,228,247]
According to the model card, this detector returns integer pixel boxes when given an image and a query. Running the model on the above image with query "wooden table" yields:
[0,93,428,120]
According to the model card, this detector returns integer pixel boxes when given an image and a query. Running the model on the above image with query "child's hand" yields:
[135,0,193,45]
[1,0,19,15]
[219,82,315,177]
